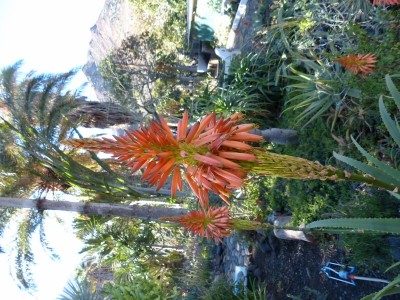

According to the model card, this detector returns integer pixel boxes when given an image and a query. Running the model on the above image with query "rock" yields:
[83,0,139,101]
[273,215,314,243]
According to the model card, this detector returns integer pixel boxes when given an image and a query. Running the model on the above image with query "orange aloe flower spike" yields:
[336,53,377,77]
[194,153,224,168]
[171,166,182,196]
[156,162,175,190]
[193,112,216,138]
[177,111,189,142]
[185,122,200,143]
[158,117,179,146]
[159,207,232,243]
[205,153,242,169]
[218,151,257,162]
[229,132,264,142]
[220,140,253,151]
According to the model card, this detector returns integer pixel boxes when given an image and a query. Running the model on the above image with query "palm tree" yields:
[0,197,188,219]
[0,61,149,290]
[58,277,100,300]
[0,61,147,198]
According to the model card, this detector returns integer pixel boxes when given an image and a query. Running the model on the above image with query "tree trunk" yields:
[67,98,144,128]
[0,197,188,221]
[251,128,299,146]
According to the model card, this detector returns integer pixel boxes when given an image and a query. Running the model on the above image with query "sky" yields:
[0,0,105,98]
[0,0,105,298]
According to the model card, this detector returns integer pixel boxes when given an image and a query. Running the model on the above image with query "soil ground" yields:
[248,230,395,299]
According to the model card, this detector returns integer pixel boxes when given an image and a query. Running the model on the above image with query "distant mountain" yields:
[83,0,137,101]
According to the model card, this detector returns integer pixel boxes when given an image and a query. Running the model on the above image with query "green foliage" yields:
[334,74,400,196]
[189,51,284,127]
[77,217,156,259]
[341,234,393,272]
[201,276,267,300]
[284,57,360,128]
[58,278,99,300]
[103,275,180,300]
[176,245,214,299]
[0,61,80,143]
[75,214,187,289]
[255,1,400,129]
[100,0,186,106]
[128,0,186,51]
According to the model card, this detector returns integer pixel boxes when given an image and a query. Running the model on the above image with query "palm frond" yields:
[58,278,99,300]
[14,209,43,290]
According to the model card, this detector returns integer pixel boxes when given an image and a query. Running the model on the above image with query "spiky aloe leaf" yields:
[386,261,400,273]
[379,97,400,147]
[385,74,400,110]
[333,151,400,189]
[351,135,400,187]
[305,218,400,234]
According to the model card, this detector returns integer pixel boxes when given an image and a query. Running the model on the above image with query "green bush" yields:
[103,275,180,300]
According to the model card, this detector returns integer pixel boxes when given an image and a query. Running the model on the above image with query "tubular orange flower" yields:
[373,0,400,5]
[62,112,263,206]
[335,53,377,77]
[160,206,232,242]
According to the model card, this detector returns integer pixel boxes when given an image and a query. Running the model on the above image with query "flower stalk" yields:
[63,111,399,210]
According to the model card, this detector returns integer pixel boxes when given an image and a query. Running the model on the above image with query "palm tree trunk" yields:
[67,98,144,128]
[0,197,188,221]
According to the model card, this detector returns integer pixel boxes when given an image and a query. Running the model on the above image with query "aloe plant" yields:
[305,218,400,235]
[333,74,400,199]
[284,57,361,128]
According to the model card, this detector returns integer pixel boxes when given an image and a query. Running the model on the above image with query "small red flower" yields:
[336,53,377,77]
[373,0,400,5]
[160,206,232,243]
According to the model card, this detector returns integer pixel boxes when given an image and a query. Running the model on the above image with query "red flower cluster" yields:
[160,206,232,242]
[336,53,377,77]
[63,112,262,207]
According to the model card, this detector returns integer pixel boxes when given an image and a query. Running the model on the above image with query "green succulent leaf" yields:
[305,218,400,234]
[351,136,400,187]
[385,261,400,273]
[379,97,400,147]
[333,151,400,188]
[385,74,400,110]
